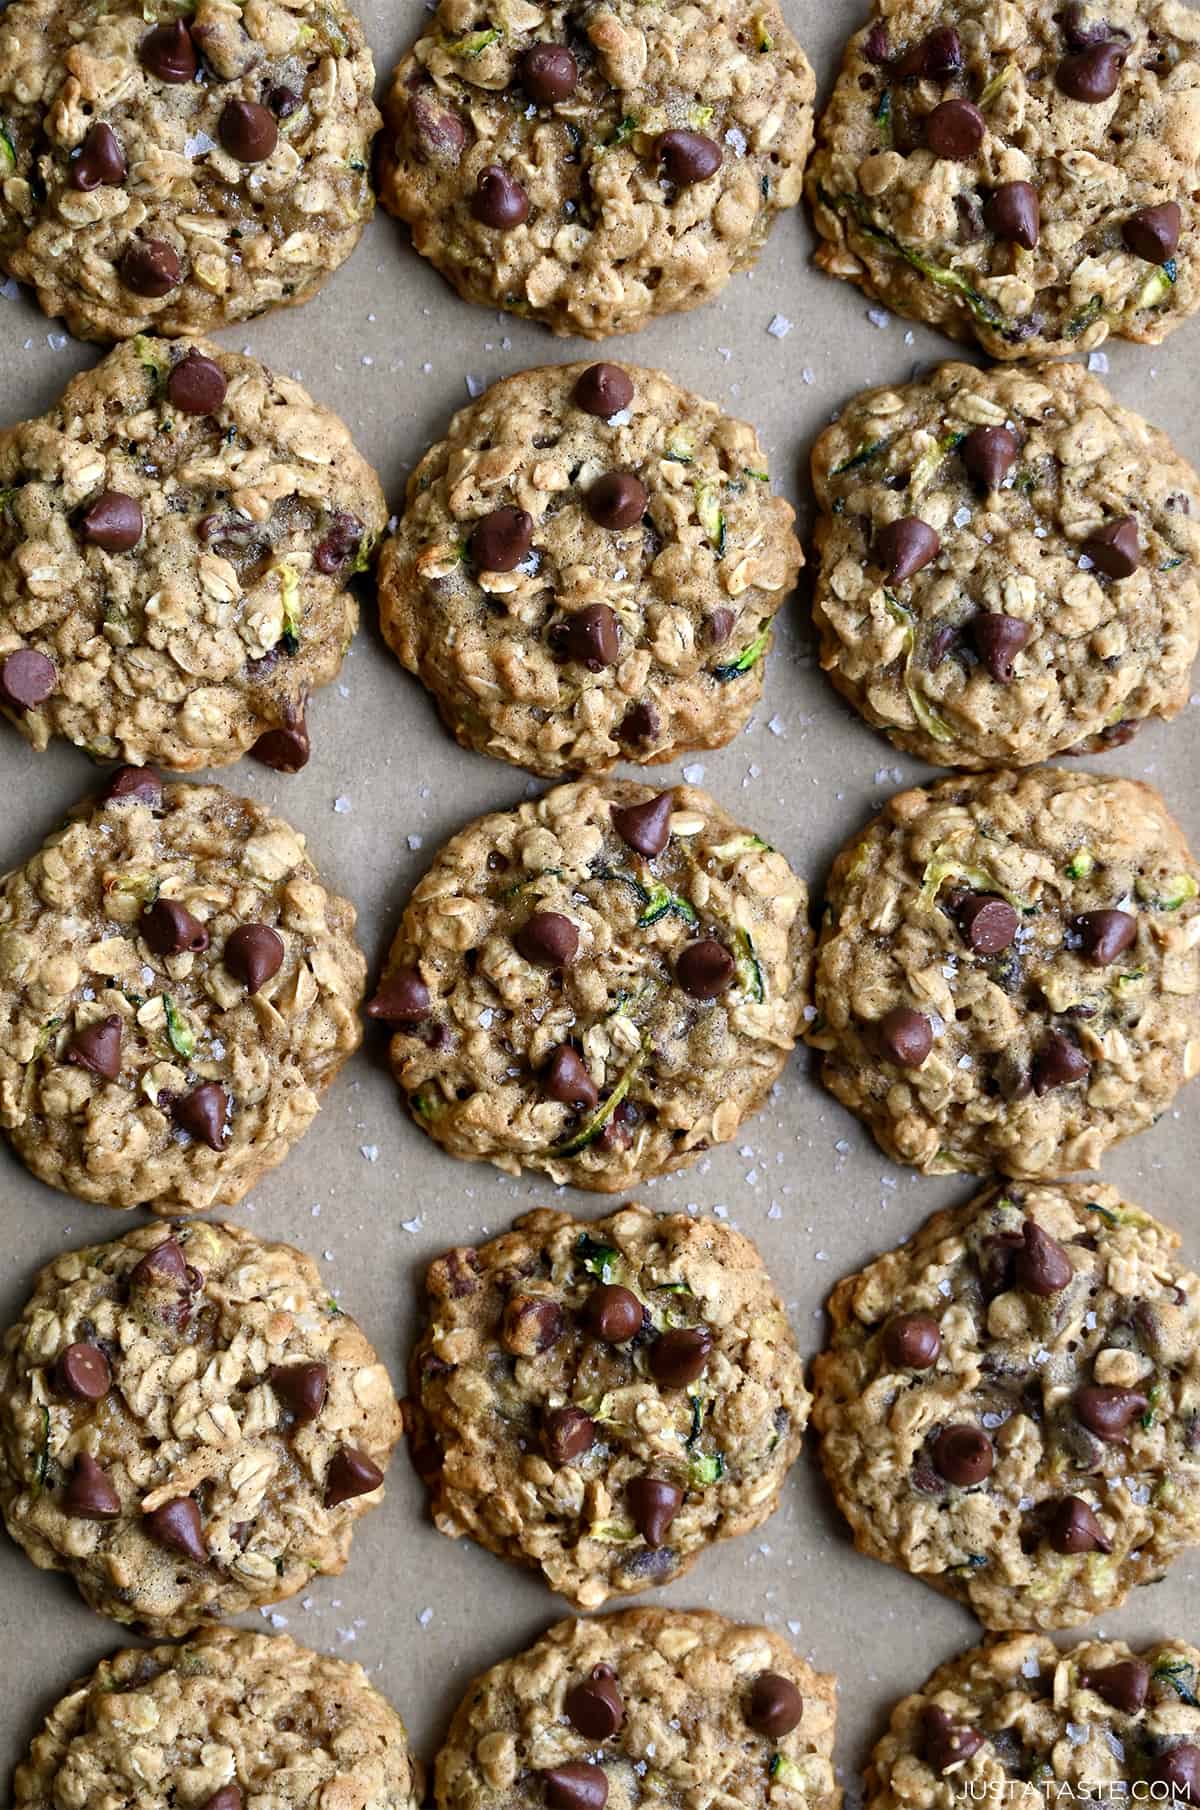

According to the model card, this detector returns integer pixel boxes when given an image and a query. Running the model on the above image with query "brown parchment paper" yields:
[1,0,1199,1796]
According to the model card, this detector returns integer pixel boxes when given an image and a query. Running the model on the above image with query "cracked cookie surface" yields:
[0,773,365,1214]
[0,0,378,342]
[407,1205,810,1608]
[808,767,1200,1177]
[0,336,385,772]
[814,1182,1200,1631]
[0,1220,401,1634]
[372,778,811,1189]
[13,1626,424,1810]
[436,1610,837,1810]
[811,360,1200,768]
[377,361,801,777]
[867,1633,1200,1810]
[377,0,814,337]
[807,0,1200,360]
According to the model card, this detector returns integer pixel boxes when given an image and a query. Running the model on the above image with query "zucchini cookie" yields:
[377,362,801,777]
[813,1182,1200,1631]
[867,1633,1200,1810]
[369,779,811,1189]
[13,1626,424,1810]
[811,360,1200,768]
[406,1205,811,1608]
[0,0,378,343]
[807,0,1200,361]
[0,772,365,1214]
[809,767,1200,1177]
[0,1220,401,1634]
[436,1610,838,1810]
[376,0,815,338]
[0,336,385,772]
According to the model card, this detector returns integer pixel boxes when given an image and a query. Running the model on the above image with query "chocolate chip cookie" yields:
[0,1220,400,1633]
[0,0,378,342]
[371,779,811,1189]
[808,766,1200,1176]
[867,1633,1200,1810]
[0,337,384,772]
[406,1205,811,1608]
[811,360,1200,767]
[376,0,814,337]
[13,1626,424,1809]
[435,1609,837,1810]
[807,0,1200,359]
[376,362,801,777]
[814,1181,1200,1630]
[0,772,365,1214]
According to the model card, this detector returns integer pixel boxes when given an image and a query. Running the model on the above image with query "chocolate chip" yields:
[501,1295,564,1356]
[955,893,1019,954]
[918,25,964,78]
[879,1005,933,1068]
[611,793,672,858]
[1123,201,1181,265]
[269,85,301,118]
[876,516,940,582]
[1150,1748,1200,1804]
[544,1405,595,1465]
[470,507,533,573]
[626,1474,682,1546]
[64,1453,121,1520]
[1084,515,1140,577]
[69,121,127,190]
[657,129,722,185]
[1015,1221,1074,1295]
[367,967,432,1025]
[540,1764,609,1810]
[573,364,634,417]
[931,1424,994,1486]
[1057,40,1126,100]
[66,1015,123,1081]
[410,92,465,159]
[1032,1031,1090,1094]
[146,1496,207,1560]
[519,43,578,104]
[252,713,309,772]
[103,765,162,808]
[747,1673,804,1738]
[566,1667,625,1740]
[167,349,227,415]
[200,1791,242,1810]
[515,911,579,969]
[270,1361,328,1423]
[142,897,209,955]
[0,649,56,710]
[961,425,1020,489]
[130,1238,188,1289]
[140,19,197,80]
[587,472,647,530]
[648,1326,712,1387]
[325,1444,385,1506]
[1046,1494,1111,1554]
[619,700,659,746]
[583,1284,643,1343]
[54,1342,112,1401]
[925,98,985,160]
[224,923,284,994]
[1084,1660,1150,1713]
[122,238,183,297]
[1073,908,1137,968]
[970,613,1031,682]
[218,99,278,163]
[864,22,890,62]
[562,603,619,668]
[985,181,1040,249]
[704,607,735,645]
[472,164,529,228]
[172,1083,230,1151]
[81,491,143,553]
[882,1313,941,1369]
[543,1045,599,1111]
[1060,4,1118,51]
[314,510,364,575]
[923,1706,984,1773]
[675,938,734,999]
[1075,1384,1148,1440]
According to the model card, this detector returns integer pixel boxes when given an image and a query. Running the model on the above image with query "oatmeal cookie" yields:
[436,1610,837,1810]
[0,771,365,1214]
[376,0,814,338]
[0,0,378,343]
[0,336,385,772]
[806,0,1200,360]
[407,1204,810,1608]
[808,767,1200,1177]
[0,1220,401,1634]
[814,1182,1200,1631]
[13,1626,424,1809]
[377,362,801,777]
[867,1633,1200,1810]
[371,779,811,1189]
[811,360,1200,768]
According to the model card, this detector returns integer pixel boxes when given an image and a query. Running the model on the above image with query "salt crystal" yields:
[767,314,792,339]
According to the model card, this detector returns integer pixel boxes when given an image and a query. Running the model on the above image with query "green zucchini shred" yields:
[688,1450,724,1488]
[554,1038,649,1157]
[694,481,726,555]
[607,114,638,147]
[882,594,955,744]
[0,126,15,174]
[713,622,770,682]
[163,994,195,1061]
[31,1405,49,1494]
[1154,1657,1200,1707]
[823,188,1005,329]
[909,429,966,497]
[444,26,500,54]
[734,928,765,1003]
[1065,295,1103,339]
[637,885,698,929]
[30,1017,62,1063]
[831,434,892,477]
[577,1235,623,1284]
[1136,871,1199,910]
[1065,848,1095,880]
